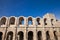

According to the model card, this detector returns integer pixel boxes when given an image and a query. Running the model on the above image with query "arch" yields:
[28,17,33,25]
[51,19,54,25]
[53,31,58,40]
[6,31,13,40]
[36,18,40,25]
[0,17,6,25]
[17,31,24,40]
[44,18,47,25]
[0,32,3,40]
[46,31,50,40]
[28,31,33,40]
[19,17,24,25]
[37,31,42,40]
[10,17,15,25]
[56,19,58,21]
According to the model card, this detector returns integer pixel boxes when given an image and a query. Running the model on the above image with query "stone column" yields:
[33,18,36,27]
[42,28,46,40]
[57,28,60,40]
[13,32,15,40]
[15,27,17,40]
[17,35,19,40]
[2,33,4,40]
[24,17,27,27]
[5,32,8,40]
[34,29,37,40]
[57,31,60,40]
[49,28,55,40]
[24,29,27,40]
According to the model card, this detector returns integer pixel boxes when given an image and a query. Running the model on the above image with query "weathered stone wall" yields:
[0,13,60,40]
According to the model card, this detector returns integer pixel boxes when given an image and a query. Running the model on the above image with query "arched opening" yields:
[53,31,58,40]
[0,32,3,40]
[10,17,15,25]
[44,18,47,25]
[28,17,33,25]
[1,17,6,25]
[18,31,24,40]
[46,31,50,40]
[37,31,42,40]
[36,18,40,25]
[19,17,24,25]
[56,19,58,21]
[6,31,13,40]
[28,31,33,40]
[51,19,54,25]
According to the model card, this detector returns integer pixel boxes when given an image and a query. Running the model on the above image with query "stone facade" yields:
[0,13,60,40]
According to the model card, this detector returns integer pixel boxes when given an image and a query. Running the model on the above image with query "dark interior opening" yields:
[51,19,54,25]
[1,17,6,25]
[10,17,15,25]
[37,18,40,25]
[28,17,33,25]
[28,31,33,40]
[46,31,50,40]
[54,31,58,40]
[6,31,13,40]
[0,32,3,40]
[19,17,24,25]
[44,18,47,25]
[37,31,42,40]
[18,31,24,40]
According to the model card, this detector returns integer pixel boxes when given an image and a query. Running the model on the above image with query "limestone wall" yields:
[0,13,60,40]
[0,13,59,27]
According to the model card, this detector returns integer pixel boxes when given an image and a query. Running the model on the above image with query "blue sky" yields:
[0,0,60,19]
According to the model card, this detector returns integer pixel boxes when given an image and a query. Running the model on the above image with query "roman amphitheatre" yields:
[0,13,60,40]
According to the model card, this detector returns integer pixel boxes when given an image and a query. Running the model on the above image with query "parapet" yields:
[43,13,56,19]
